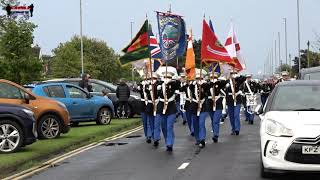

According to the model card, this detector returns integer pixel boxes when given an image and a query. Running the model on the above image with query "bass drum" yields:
[246,94,257,114]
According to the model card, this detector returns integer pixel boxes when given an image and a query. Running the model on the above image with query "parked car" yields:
[0,103,37,153]
[42,78,142,117]
[0,79,70,139]
[300,66,320,80]
[32,83,114,126]
[256,80,320,178]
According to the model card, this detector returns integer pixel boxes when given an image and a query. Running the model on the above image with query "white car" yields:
[257,80,320,178]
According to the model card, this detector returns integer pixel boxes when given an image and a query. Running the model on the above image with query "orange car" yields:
[0,79,70,139]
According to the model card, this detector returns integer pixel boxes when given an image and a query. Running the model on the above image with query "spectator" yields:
[116,78,131,118]
[79,73,93,92]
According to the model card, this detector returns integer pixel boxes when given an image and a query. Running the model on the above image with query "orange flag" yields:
[185,29,196,80]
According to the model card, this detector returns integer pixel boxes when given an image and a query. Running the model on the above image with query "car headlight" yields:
[57,101,67,110]
[22,109,34,117]
[265,119,294,137]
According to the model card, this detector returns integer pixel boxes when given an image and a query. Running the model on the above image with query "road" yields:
[27,112,320,180]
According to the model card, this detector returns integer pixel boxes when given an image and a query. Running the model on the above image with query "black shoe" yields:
[199,141,206,148]
[190,132,195,137]
[146,139,152,144]
[249,121,254,125]
[212,137,218,143]
[166,146,173,152]
[182,121,187,125]
[235,131,240,136]
[153,141,159,147]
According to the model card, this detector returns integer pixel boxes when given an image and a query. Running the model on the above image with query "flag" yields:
[185,29,196,80]
[149,29,163,71]
[201,19,232,64]
[157,11,186,64]
[120,20,149,65]
[225,22,246,71]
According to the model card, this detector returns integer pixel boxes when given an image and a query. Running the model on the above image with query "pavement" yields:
[27,112,320,180]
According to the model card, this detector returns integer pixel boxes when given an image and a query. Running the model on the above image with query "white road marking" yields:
[177,162,190,170]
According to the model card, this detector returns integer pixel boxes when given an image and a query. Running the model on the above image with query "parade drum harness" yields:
[244,81,257,114]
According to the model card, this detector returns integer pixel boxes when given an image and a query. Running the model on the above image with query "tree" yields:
[51,36,130,83]
[0,19,42,84]
[291,49,320,76]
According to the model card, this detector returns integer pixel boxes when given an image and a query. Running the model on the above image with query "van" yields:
[299,66,320,80]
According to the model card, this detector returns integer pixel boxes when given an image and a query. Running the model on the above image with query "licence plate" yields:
[302,146,320,154]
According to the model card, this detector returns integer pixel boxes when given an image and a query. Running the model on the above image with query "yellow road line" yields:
[4,126,143,180]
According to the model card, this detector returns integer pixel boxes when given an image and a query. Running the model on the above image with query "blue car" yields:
[32,83,114,125]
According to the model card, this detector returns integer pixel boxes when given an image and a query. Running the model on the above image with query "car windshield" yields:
[96,80,117,91]
[271,85,320,111]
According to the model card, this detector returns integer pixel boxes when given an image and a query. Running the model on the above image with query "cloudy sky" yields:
[18,0,320,74]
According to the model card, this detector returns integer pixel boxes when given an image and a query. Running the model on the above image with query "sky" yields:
[12,0,320,74]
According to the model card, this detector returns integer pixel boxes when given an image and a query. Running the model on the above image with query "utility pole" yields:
[278,32,281,71]
[297,0,301,72]
[80,0,84,75]
[307,40,310,68]
[275,40,277,73]
[284,18,288,65]
[271,47,274,75]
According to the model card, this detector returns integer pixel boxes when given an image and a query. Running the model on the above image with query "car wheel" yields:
[96,108,112,125]
[38,115,61,139]
[260,157,272,178]
[0,120,24,153]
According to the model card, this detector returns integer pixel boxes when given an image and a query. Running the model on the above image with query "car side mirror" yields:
[24,93,30,104]
[255,104,263,115]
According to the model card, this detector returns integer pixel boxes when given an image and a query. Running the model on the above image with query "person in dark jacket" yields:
[79,73,93,92]
[116,79,131,118]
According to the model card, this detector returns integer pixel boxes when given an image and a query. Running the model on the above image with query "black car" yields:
[0,103,37,153]
[41,78,142,118]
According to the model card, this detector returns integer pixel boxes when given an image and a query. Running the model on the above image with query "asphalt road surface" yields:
[27,112,320,180]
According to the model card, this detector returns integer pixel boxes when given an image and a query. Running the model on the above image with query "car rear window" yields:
[43,85,66,98]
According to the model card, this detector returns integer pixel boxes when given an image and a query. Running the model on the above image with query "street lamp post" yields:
[284,18,288,65]
[278,32,281,71]
[275,40,277,73]
[80,0,84,75]
[297,0,301,72]
[307,40,310,68]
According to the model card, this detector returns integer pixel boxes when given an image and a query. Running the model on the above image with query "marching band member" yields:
[156,71,179,152]
[189,72,209,148]
[145,74,158,143]
[137,76,149,143]
[184,79,194,136]
[260,79,273,107]
[225,71,246,136]
[240,74,259,125]
[208,72,227,143]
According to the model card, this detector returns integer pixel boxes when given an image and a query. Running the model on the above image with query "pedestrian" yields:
[225,71,246,136]
[240,74,259,125]
[260,79,272,107]
[189,72,209,148]
[79,73,93,92]
[156,71,179,152]
[208,72,227,143]
[116,78,131,118]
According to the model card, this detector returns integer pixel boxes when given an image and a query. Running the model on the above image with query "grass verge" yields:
[0,118,141,178]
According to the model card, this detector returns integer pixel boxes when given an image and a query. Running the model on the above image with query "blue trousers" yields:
[261,96,268,107]
[192,112,207,142]
[245,107,255,122]
[147,115,155,140]
[228,104,241,133]
[159,114,176,147]
[176,101,182,119]
[185,110,194,134]
[154,114,161,141]
[141,112,148,138]
[209,110,223,137]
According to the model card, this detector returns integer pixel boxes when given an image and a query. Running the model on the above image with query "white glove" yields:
[157,85,161,90]
[192,81,197,85]
[236,91,243,96]
[226,83,230,88]
[137,86,141,91]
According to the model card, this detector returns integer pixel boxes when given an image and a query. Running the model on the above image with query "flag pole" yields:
[147,14,157,116]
